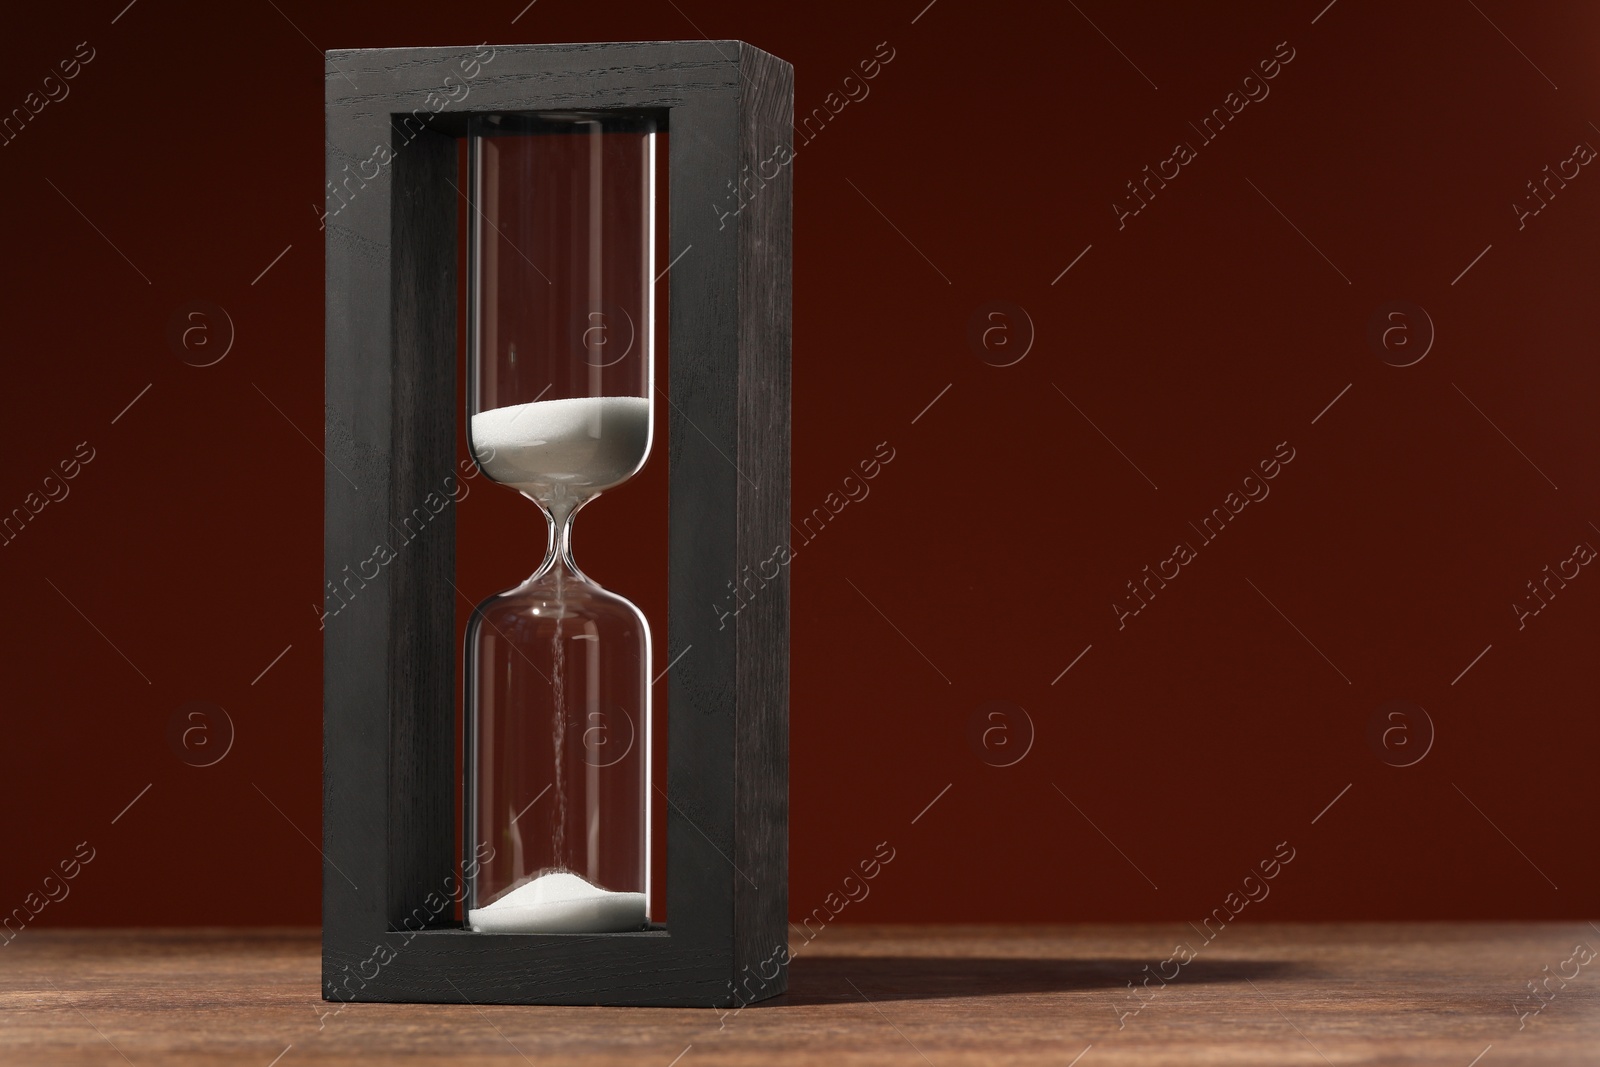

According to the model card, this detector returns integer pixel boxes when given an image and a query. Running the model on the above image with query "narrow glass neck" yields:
[534,496,583,581]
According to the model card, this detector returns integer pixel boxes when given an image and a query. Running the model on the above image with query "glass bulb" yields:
[464,113,657,934]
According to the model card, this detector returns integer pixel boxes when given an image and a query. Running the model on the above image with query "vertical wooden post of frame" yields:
[323,41,792,1006]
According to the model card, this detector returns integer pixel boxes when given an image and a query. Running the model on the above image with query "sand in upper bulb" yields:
[470,395,651,502]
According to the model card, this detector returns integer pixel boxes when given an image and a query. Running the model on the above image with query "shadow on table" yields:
[766,955,1297,1005]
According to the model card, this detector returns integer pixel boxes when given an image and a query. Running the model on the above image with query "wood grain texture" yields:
[731,41,794,1004]
[324,40,792,1004]
[5,925,1598,1065]
[385,124,458,937]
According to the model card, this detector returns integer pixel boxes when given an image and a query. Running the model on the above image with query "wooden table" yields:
[3,924,1597,1064]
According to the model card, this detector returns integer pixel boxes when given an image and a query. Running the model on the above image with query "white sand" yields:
[471,395,650,500]
[468,396,652,934]
[467,871,647,934]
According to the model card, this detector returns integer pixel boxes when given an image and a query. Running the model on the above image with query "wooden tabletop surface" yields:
[3,924,1597,1065]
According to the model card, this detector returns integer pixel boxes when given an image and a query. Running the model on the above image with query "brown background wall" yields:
[2,0,1596,931]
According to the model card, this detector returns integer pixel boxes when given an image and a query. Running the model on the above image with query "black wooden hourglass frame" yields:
[322,40,791,1006]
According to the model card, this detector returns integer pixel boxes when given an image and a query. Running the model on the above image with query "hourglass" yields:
[323,40,791,1005]
[464,114,656,934]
